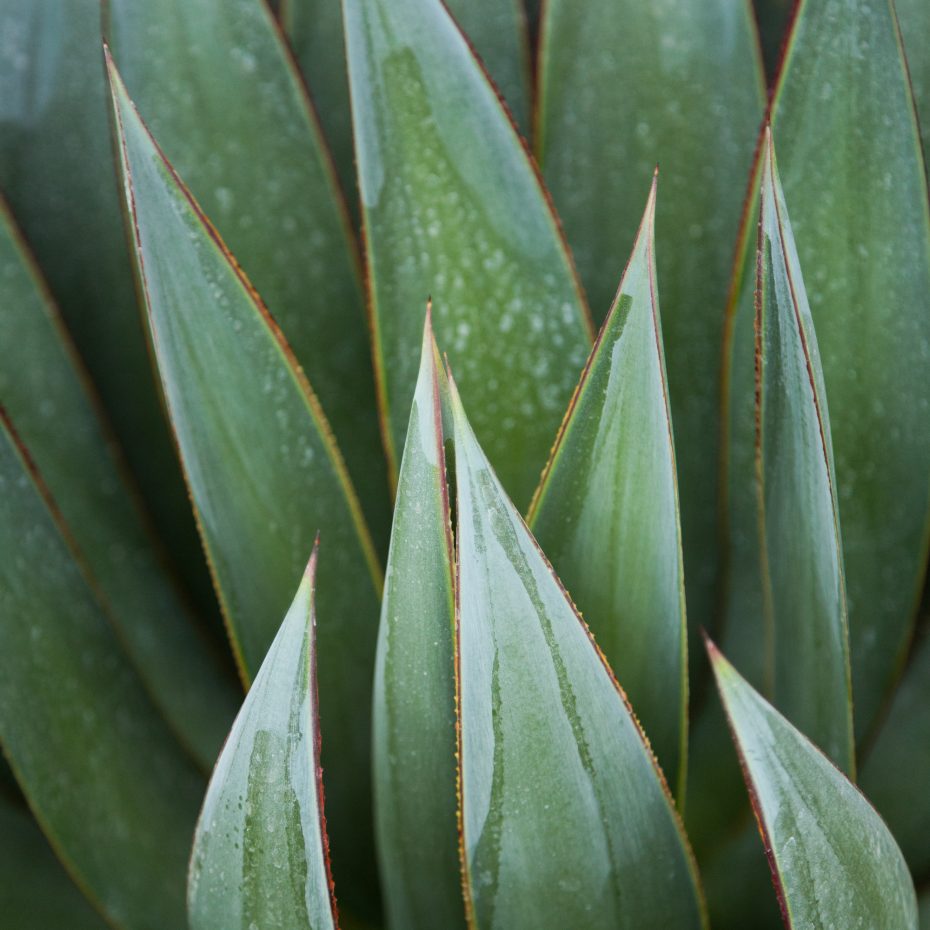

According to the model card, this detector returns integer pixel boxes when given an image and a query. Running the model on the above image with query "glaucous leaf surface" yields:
[536,0,764,632]
[0,0,204,601]
[189,546,337,930]
[451,378,705,930]
[896,0,930,158]
[0,200,238,770]
[343,0,591,505]
[709,642,918,929]
[105,0,389,542]
[108,59,383,911]
[725,0,930,739]
[372,315,464,930]
[0,417,204,930]
[282,0,531,217]
[860,630,930,879]
[0,797,109,930]
[754,132,853,772]
[528,180,687,793]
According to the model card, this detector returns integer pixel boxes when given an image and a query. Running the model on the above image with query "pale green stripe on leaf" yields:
[343,0,591,505]
[767,0,930,737]
[755,132,854,772]
[0,200,238,770]
[107,57,383,912]
[451,377,705,930]
[373,314,464,930]
[860,630,930,880]
[709,642,918,930]
[105,0,389,542]
[536,0,764,633]
[528,180,688,795]
[189,546,336,930]
[0,418,204,930]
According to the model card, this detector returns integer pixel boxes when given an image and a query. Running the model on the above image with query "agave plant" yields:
[0,0,928,928]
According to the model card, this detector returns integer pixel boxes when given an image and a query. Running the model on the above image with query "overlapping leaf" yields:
[536,0,764,631]
[709,641,918,929]
[528,180,687,792]
[189,545,337,930]
[722,0,930,740]
[0,0,202,597]
[0,417,204,930]
[105,0,388,540]
[0,200,238,769]
[107,57,382,911]
[451,378,705,929]
[342,0,592,505]
[372,314,463,930]
[896,0,929,158]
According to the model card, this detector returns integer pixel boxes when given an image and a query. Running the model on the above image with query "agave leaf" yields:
[189,544,337,930]
[724,0,930,740]
[527,179,688,794]
[0,797,109,930]
[282,0,531,218]
[0,199,238,770]
[450,375,706,930]
[0,0,204,602]
[708,640,918,929]
[536,0,764,633]
[753,130,854,771]
[753,0,793,80]
[107,57,383,909]
[104,0,389,542]
[0,416,203,930]
[896,0,930,158]
[342,0,592,505]
[372,313,463,930]
[860,629,930,879]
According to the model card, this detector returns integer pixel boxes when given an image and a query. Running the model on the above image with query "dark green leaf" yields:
[0,797,109,930]
[860,629,930,880]
[724,0,930,739]
[0,0,205,606]
[189,544,337,930]
[105,0,389,542]
[0,416,203,930]
[536,0,764,632]
[753,0,793,80]
[920,890,930,930]
[107,57,383,911]
[451,376,706,929]
[754,130,853,771]
[0,199,238,770]
[342,0,592,506]
[373,313,464,930]
[528,180,687,793]
[709,640,918,929]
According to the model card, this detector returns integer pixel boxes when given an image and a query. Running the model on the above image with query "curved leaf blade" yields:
[860,629,930,880]
[0,199,238,770]
[754,131,854,772]
[451,377,705,930]
[189,544,337,930]
[373,313,464,930]
[0,416,204,930]
[528,179,687,792]
[105,0,389,541]
[536,0,765,630]
[708,641,918,930]
[343,0,592,504]
[897,0,930,158]
[107,55,383,908]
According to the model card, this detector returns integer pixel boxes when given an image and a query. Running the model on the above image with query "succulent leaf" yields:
[708,640,918,930]
[107,55,383,909]
[896,0,930,158]
[342,0,592,505]
[450,374,706,930]
[372,313,464,930]
[528,179,688,794]
[189,544,337,930]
